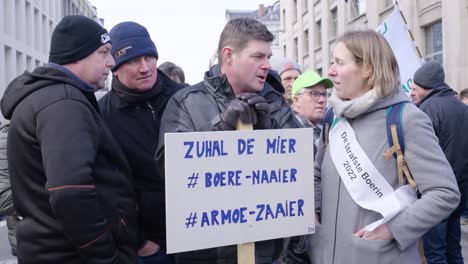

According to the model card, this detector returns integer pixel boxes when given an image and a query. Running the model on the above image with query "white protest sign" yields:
[377,5,423,95]
[165,128,315,254]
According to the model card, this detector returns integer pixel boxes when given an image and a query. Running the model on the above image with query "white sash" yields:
[329,118,416,231]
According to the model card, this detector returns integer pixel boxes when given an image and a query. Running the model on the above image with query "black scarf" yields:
[111,74,163,106]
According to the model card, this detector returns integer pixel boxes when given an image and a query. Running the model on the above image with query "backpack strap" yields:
[385,102,406,157]
[322,107,335,148]
[383,102,417,188]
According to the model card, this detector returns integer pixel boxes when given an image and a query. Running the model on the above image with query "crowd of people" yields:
[0,14,467,264]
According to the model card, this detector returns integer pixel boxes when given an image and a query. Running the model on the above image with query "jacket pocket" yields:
[109,214,130,244]
[348,235,400,264]
[115,214,139,263]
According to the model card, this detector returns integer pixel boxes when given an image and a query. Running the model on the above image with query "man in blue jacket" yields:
[411,61,468,264]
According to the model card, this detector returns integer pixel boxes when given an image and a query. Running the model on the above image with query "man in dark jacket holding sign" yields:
[156,17,299,264]
[411,61,468,264]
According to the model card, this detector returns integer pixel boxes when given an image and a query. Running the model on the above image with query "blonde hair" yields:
[337,30,400,98]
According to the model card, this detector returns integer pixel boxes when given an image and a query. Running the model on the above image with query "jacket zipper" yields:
[146,102,156,121]
[120,217,128,233]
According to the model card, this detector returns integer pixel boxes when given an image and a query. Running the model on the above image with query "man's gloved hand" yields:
[216,98,256,130]
[238,93,272,129]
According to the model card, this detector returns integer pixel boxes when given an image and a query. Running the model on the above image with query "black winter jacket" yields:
[0,67,138,264]
[156,65,299,264]
[418,84,468,213]
[418,83,468,215]
[99,71,183,247]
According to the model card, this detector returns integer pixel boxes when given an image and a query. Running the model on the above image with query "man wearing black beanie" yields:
[411,61,468,264]
[0,15,138,264]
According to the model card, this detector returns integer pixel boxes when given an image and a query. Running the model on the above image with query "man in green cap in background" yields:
[276,70,333,264]
[291,70,333,152]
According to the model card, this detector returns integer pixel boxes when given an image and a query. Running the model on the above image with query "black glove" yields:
[238,93,272,129]
[215,98,256,130]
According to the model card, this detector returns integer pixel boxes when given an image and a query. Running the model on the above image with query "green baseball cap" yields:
[291,70,334,97]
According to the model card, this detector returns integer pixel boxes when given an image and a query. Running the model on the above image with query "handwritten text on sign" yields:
[165,128,315,254]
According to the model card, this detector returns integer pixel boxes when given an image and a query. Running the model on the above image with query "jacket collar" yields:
[418,83,455,107]
[203,64,284,103]
[111,70,167,108]
[47,63,95,92]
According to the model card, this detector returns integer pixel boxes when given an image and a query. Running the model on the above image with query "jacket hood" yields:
[1,67,85,119]
[203,64,285,102]
[418,83,455,107]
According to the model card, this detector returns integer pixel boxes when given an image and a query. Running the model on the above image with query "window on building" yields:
[34,8,40,50]
[316,20,322,47]
[384,0,394,8]
[294,37,299,60]
[282,9,286,30]
[293,0,298,22]
[303,29,309,55]
[16,51,24,77]
[302,0,308,14]
[15,0,22,41]
[283,45,287,57]
[330,8,338,39]
[350,0,366,18]
[4,0,14,36]
[4,46,14,84]
[273,32,279,47]
[26,2,33,45]
[425,21,443,64]
[26,56,33,72]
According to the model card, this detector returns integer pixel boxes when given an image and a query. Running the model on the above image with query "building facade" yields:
[0,0,102,99]
[210,1,281,67]
[226,1,281,56]
[280,0,468,92]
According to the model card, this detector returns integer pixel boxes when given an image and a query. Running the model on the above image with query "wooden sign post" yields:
[236,119,255,264]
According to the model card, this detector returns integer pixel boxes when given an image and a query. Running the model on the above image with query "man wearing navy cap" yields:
[99,21,183,264]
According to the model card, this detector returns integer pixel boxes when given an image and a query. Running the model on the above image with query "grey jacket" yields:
[308,89,460,264]
[156,65,299,264]
[0,121,18,256]
[0,120,13,215]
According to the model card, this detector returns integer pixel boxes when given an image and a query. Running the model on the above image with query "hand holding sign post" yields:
[236,119,254,264]
[164,127,315,260]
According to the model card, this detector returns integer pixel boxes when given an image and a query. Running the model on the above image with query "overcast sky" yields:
[91,0,277,84]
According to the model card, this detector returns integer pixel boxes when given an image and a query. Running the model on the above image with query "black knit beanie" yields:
[49,15,110,65]
[413,61,445,90]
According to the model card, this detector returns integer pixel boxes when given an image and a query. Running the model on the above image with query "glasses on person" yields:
[299,90,330,100]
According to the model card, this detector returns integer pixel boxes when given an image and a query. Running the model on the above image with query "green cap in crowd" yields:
[291,70,334,97]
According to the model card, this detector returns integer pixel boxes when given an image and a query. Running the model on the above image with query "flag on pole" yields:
[377,5,424,95]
